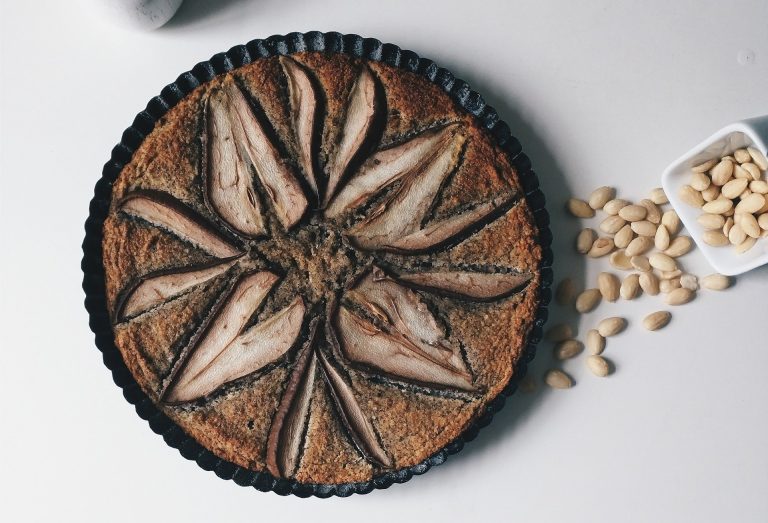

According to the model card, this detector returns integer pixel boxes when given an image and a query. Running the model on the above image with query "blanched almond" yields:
[597,317,627,337]
[702,197,733,214]
[692,158,717,173]
[618,204,647,222]
[639,272,660,296]
[701,184,720,202]
[609,250,633,270]
[643,311,671,331]
[556,278,577,306]
[640,199,661,224]
[733,163,751,180]
[659,278,681,293]
[734,148,752,163]
[711,158,734,185]
[620,273,641,300]
[614,224,634,248]
[586,329,606,355]
[660,269,682,280]
[575,288,602,313]
[690,172,711,191]
[661,210,682,234]
[701,274,732,290]
[649,252,677,272]
[702,230,728,246]
[747,146,768,170]
[740,213,761,238]
[735,193,765,214]
[588,237,615,258]
[678,185,704,208]
[728,223,747,245]
[759,213,768,231]
[576,228,597,254]
[545,323,575,342]
[721,178,749,199]
[665,287,694,305]
[588,186,616,210]
[586,355,610,377]
[735,236,757,253]
[697,213,725,230]
[630,255,651,272]
[654,224,670,250]
[723,216,734,236]
[749,180,768,194]
[649,187,669,205]
[631,220,657,237]
[567,198,594,218]
[603,198,630,215]
[742,162,762,181]
[679,274,699,291]
[544,369,572,389]
[598,272,621,301]
[664,236,693,257]
[600,215,627,234]
[625,236,654,256]
[554,339,584,360]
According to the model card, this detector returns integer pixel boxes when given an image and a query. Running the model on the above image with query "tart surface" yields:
[101,50,543,485]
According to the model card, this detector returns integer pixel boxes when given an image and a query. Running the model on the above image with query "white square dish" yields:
[661,116,768,276]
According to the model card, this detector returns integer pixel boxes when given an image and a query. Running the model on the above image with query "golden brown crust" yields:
[102,52,542,484]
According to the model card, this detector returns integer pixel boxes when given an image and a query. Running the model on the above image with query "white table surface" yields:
[1,1,767,521]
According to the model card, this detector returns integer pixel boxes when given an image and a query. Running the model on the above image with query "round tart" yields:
[84,33,551,496]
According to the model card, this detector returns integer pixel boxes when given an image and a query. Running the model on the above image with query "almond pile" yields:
[680,147,768,252]
[532,184,734,390]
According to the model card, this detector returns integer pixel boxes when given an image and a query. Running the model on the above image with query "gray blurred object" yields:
[87,0,184,30]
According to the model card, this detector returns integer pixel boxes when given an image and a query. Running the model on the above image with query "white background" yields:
[1,1,767,522]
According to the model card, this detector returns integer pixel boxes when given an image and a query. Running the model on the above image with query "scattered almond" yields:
[643,311,671,331]
[664,236,693,257]
[665,287,695,305]
[639,272,660,296]
[554,339,584,360]
[630,220,658,237]
[603,198,630,215]
[625,236,654,256]
[654,224,670,250]
[679,274,699,291]
[575,288,602,313]
[702,197,733,214]
[701,274,731,290]
[620,273,641,300]
[659,278,681,293]
[618,204,647,222]
[588,237,615,257]
[600,215,627,234]
[544,369,573,389]
[576,228,597,254]
[555,278,577,306]
[598,272,621,301]
[649,187,668,204]
[609,250,633,270]
[649,252,676,272]
[567,198,595,218]
[589,186,616,210]
[630,255,651,272]
[597,317,627,337]
[586,329,606,355]
[661,210,681,234]
[586,355,610,377]
[614,224,634,248]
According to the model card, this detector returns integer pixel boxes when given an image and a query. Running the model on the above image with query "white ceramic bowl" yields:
[661,115,768,276]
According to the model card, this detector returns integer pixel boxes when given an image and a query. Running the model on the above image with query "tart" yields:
[84,33,551,496]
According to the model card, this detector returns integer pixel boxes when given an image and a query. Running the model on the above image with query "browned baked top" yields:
[102,52,542,485]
